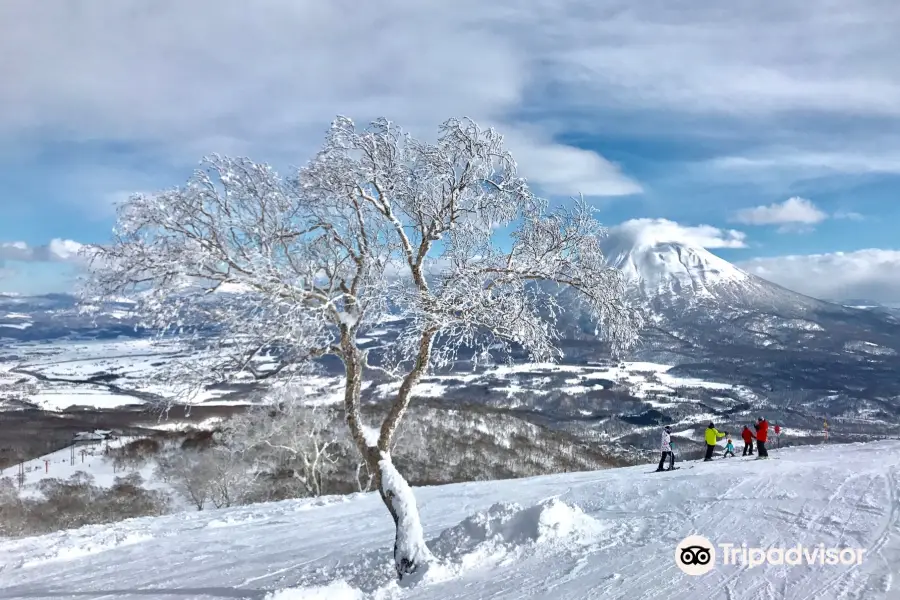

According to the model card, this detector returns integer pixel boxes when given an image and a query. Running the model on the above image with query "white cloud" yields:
[609,218,747,249]
[738,249,900,303]
[0,0,642,201]
[0,239,86,264]
[499,128,642,196]
[708,151,900,177]
[533,1,900,118]
[731,198,867,233]
[732,197,828,231]
[5,0,900,208]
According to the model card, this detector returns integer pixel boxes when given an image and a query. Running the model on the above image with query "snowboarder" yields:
[755,417,770,459]
[656,425,675,471]
[723,439,735,458]
[704,422,726,461]
[774,424,781,449]
[741,425,755,456]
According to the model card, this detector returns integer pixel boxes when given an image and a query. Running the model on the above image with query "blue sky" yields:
[2,0,900,301]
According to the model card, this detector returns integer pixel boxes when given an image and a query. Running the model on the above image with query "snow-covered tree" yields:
[154,451,216,511]
[80,116,640,578]
[221,388,345,498]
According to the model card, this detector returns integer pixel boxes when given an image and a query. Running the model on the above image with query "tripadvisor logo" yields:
[675,535,866,575]
[675,535,716,575]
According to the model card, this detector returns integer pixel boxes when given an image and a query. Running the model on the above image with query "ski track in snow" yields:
[0,441,899,599]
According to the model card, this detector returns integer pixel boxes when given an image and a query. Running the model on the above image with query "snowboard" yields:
[649,467,681,473]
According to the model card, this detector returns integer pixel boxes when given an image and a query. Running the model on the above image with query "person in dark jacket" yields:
[755,417,769,458]
[741,426,755,456]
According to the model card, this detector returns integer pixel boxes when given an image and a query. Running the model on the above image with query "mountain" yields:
[600,235,828,316]
[586,233,900,403]
[598,233,899,347]
[2,440,898,599]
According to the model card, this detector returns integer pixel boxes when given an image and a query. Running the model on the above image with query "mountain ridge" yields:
[599,234,841,316]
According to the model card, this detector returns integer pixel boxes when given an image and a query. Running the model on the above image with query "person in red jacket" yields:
[741,425,755,456]
[755,417,769,459]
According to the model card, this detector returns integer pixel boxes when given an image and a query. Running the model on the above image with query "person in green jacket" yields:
[704,422,726,461]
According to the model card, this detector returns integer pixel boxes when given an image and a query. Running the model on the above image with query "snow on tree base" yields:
[377,452,433,576]
[267,497,607,597]
[266,497,605,597]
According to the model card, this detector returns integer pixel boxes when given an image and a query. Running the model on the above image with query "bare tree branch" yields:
[79,114,641,579]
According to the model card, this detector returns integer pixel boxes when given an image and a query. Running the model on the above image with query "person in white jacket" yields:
[655,425,675,471]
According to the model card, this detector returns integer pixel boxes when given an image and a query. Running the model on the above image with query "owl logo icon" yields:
[675,535,716,575]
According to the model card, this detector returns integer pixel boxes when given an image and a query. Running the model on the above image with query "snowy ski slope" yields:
[4,438,165,493]
[0,440,898,599]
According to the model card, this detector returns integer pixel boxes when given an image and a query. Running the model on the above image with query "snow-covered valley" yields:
[1,440,897,600]
[3,333,896,480]
[1,336,745,413]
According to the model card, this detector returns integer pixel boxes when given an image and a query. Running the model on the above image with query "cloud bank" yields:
[738,249,900,303]
[4,0,900,210]
[0,240,85,264]
[0,0,646,201]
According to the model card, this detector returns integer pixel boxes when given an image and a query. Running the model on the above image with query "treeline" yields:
[0,472,169,537]
[0,401,627,537]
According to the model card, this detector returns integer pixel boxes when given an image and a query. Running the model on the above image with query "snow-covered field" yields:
[2,338,249,410]
[3,337,747,412]
[1,440,897,599]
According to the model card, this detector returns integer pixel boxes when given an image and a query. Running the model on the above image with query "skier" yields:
[656,425,675,471]
[741,425,755,456]
[774,424,781,449]
[755,417,770,459]
[723,439,735,458]
[704,422,727,461]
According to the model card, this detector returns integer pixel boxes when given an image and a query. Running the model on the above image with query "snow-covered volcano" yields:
[592,230,900,363]
[599,233,821,313]
[603,236,750,300]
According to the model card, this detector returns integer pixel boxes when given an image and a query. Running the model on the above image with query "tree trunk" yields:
[377,328,438,452]
[371,451,431,579]
[341,344,368,458]
[374,327,438,577]
[341,330,435,579]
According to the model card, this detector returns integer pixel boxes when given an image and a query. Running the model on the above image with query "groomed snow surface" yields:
[1,440,898,599]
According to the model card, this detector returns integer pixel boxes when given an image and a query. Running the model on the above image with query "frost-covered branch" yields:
[80,114,640,579]
[219,387,346,498]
